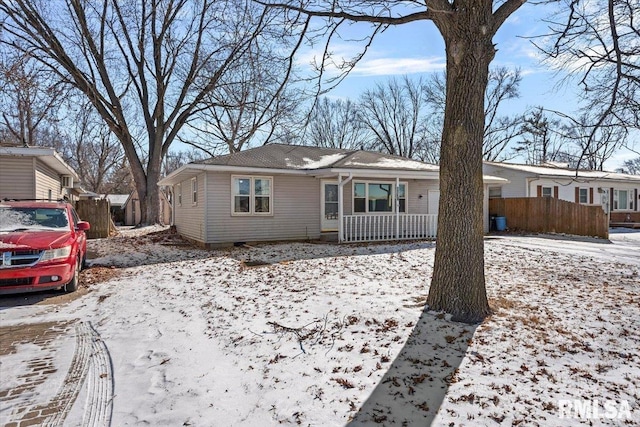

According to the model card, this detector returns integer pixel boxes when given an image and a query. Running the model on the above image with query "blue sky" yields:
[304,2,637,170]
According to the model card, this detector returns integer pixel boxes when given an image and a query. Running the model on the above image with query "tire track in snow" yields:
[81,322,114,427]
[38,321,114,427]
[41,322,92,426]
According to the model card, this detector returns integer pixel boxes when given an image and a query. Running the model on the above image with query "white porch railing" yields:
[342,214,438,243]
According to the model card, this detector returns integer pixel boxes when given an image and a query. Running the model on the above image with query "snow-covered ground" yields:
[1,227,638,426]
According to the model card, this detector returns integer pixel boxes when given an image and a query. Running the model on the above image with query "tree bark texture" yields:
[428,5,495,323]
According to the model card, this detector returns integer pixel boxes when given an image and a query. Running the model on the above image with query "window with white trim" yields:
[579,188,588,204]
[542,187,553,198]
[232,176,272,215]
[191,177,198,205]
[613,189,633,211]
[177,184,182,206]
[353,181,407,213]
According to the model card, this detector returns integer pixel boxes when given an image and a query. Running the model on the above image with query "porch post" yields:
[338,174,343,243]
[395,177,400,239]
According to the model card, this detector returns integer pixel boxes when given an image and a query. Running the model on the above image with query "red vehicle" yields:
[0,200,90,295]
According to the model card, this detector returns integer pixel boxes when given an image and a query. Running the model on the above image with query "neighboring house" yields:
[0,145,81,202]
[483,161,640,223]
[123,191,141,226]
[158,144,507,246]
[122,190,171,226]
[105,194,129,225]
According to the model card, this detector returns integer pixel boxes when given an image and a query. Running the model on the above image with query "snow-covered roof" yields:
[195,144,439,172]
[484,161,640,183]
[105,194,130,207]
[159,145,509,186]
[160,144,444,185]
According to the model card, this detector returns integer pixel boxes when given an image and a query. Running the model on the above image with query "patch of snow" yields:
[345,157,439,171]
[0,228,638,425]
[285,154,347,170]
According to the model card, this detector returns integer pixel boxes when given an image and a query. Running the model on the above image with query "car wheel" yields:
[64,257,80,293]
[82,254,87,270]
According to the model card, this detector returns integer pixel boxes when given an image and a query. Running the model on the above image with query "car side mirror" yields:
[76,221,91,231]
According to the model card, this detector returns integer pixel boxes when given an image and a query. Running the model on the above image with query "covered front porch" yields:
[341,213,438,242]
[318,171,440,244]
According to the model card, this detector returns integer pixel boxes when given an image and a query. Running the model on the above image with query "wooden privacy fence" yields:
[75,199,111,239]
[489,197,608,239]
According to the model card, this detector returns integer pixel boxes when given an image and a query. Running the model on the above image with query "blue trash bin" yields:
[495,216,507,231]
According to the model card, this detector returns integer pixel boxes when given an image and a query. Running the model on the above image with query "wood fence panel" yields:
[488,197,608,239]
[75,199,111,239]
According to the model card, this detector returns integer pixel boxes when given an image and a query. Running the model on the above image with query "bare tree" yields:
[305,97,369,150]
[0,51,66,146]
[359,76,437,160]
[163,149,207,175]
[1,0,308,223]
[540,0,639,153]
[620,157,640,175]
[483,67,524,160]
[560,113,628,170]
[64,102,125,193]
[426,67,524,161]
[515,106,569,164]
[182,34,303,156]
[259,0,526,323]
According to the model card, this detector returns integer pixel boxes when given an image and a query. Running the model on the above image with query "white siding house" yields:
[160,145,507,246]
[483,161,640,224]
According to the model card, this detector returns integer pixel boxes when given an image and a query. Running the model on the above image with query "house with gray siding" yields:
[0,146,80,202]
[483,161,640,224]
[159,144,507,246]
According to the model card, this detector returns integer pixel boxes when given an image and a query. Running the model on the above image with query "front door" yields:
[321,181,339,231]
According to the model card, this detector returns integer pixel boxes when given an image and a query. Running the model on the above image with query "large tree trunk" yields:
[427,11,494,323]
[144,160,162,225]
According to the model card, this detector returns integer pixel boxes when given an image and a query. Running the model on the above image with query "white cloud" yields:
[296,43,445,78]
[351,56,445,76]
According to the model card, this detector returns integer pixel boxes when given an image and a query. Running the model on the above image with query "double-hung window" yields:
[191,177,198,205]
[578,188,588,204]
[353,181,406,213]
[542,187,553,198]
[613,189,633,211]
[176,184,182,206]
[232,176,272,215]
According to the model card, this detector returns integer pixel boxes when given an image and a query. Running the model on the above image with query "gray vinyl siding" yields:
[170,172,440,245]
[482,164,530,198]
[173,174,206,242]
[344,178,439,214]
[35,160,63,200]
[205,172,320,244]
[0,157,35,199]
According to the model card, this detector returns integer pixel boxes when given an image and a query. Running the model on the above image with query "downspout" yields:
[338,173,353,243]
[203,172,208,244]
[526,176,541,198]
[395,177,400,239]
[169,186,175,226]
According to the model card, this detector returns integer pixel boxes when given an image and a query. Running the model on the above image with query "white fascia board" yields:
[158,164,307,186]
[483,175,510,185]
[49,151,80,180]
